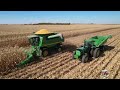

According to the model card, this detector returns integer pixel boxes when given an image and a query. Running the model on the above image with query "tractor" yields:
[17,29,64,67]
[73,35,112,63]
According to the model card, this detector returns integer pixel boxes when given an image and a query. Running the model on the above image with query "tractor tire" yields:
[93,48,100,58]
[100,45,106,51]
[42,50,49,57]
[103,46,106,51]
[81,54,89,63]
[90,48,94,56]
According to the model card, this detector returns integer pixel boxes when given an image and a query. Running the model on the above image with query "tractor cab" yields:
[27,35,40,46]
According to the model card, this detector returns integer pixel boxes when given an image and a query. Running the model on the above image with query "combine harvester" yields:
[17,29,64,67]
[73,35,112,63]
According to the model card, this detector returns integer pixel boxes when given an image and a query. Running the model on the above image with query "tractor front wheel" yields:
[81,54,89,63]
[93,48,100,58]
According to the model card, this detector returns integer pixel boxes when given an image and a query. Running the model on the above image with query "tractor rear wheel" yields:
[93,48,100,58]
[81,54,89,63]
[90,48,94,56]
[42,50,49,57]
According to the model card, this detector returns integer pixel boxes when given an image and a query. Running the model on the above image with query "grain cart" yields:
[17,29,64,67]
[73,35,112,63]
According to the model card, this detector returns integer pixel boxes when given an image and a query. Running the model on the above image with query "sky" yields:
[0,11,120,24]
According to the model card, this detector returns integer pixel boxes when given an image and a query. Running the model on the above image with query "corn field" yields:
[0,24,120,79]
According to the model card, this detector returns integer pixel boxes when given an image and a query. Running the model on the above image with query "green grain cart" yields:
[17,29,64,67]
[73,35,112,63]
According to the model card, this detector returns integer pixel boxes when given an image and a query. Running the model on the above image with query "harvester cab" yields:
[28,35,40,46]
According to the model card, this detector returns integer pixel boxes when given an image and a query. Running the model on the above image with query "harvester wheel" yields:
[93,48,100,58]
[81,54,89,63]
[57,46,62,52]
[42,50,49,57]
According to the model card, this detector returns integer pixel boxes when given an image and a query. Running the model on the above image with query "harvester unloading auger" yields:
[73,35,112,63]
[17,29,64,67]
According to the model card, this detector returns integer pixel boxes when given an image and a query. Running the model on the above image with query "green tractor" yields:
[73,35,112,63]
[17,29,64,67]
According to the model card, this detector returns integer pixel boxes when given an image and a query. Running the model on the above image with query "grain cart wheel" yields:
[103,46,106,51]
[99,46,105,51]
[93,48,100,58]
[81,54,89,63]
[42,50,49,57]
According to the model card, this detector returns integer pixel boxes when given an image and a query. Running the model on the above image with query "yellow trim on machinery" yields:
[35,29,53,34]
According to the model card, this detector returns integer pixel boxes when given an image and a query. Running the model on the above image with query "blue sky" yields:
[0,11,120,24]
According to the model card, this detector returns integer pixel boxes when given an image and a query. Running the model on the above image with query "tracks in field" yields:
[60,34,120,79]
[1,27,120,79]
[3,31,120,79]
[86,40,120,79]
[3,52,72,79]
[42,33,120,79]
[64,27,120,38]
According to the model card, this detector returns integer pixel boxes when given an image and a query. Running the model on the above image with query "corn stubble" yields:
[0,37,30,48]
[0,46,27,75]
[1,25,120,79]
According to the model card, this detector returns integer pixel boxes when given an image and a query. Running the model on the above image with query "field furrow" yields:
[86,40,120,79]
[2,52,71,78]
[22,56,72,79]
[61,33,120,79]
[1,25,120,79]
[38,60,79,79]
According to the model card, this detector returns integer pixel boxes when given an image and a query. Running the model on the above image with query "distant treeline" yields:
[0,24,9,25]
[24,23,71,25]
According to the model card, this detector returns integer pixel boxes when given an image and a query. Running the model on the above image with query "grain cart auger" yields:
[73,35,112,63]
[17,29,64,67]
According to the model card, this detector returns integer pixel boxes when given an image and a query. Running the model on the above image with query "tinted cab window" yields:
[29,37,40,46]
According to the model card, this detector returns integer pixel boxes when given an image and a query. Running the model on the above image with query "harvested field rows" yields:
[0,25,120,79]
[1,25,120,48]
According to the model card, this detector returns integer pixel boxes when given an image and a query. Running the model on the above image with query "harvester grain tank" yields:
[17,29,64,67]
[73,35,112,63]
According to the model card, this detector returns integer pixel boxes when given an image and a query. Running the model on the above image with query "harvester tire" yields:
[42,50,49,57]
[93,48,100,58]
[57,46,62,52]
[81,54,89,63]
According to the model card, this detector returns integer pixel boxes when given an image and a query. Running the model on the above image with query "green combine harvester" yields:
[17,29,64,67]
[73,35,112,63]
